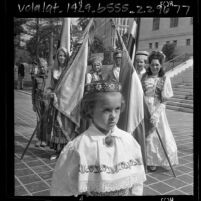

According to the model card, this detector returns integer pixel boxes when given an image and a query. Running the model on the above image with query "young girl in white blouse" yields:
[50,80,146,196]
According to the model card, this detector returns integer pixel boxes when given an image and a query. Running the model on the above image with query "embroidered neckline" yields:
[88,124,123,142]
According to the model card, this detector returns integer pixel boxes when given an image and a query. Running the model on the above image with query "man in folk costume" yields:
[134,51,149,80]
[32,58,49,147]
[107,50,122,82]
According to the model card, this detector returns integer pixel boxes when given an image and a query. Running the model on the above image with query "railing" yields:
[164,53,192,73]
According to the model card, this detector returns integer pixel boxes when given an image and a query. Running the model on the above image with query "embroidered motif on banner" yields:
[79,159,143,174]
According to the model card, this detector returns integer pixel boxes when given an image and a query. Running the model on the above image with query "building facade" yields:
[94,18,133,50]
[138,17,193,55]
[91,17,193,56]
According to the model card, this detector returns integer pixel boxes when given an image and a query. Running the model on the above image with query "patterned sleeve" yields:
[162,76,173,100]
[50,142,80,196]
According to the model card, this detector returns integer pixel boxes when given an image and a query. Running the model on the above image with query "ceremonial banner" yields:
[115,21,152,169]
[53,19,95,128]
[60,18,71,54]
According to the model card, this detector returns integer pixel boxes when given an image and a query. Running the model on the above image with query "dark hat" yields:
[136,50,149,57]
[32,60,37,65]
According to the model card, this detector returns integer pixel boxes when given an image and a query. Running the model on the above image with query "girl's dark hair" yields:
[146,51,166,77]
[80,92,125,120]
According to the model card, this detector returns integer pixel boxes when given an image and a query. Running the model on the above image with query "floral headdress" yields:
[84,81,122,95]
[88,55,103,65]
[148,50,166,64]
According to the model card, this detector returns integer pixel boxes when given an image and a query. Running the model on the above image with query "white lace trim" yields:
[78,171,146,193]
[147,156,179,167]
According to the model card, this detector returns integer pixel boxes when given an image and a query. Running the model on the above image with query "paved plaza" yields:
[14,90,194,196]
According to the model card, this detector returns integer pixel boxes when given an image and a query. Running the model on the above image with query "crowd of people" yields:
[18,48,178,196]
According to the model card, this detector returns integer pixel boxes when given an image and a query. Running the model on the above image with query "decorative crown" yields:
[84,81,122,95]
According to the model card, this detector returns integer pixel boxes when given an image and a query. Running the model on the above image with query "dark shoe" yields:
[40,141,47,147]
[50,154,58,161]
[148,166,157,172]
[35,140,41,147]
[163,166,171,171]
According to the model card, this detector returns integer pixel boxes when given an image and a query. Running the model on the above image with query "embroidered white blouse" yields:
[50,124,146,196]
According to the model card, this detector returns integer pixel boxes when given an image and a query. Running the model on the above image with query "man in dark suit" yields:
[106,50,122,82]
[18,58,25,89]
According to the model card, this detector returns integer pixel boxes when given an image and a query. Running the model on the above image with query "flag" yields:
[45,18,71,92]
[53,19,95,129]
[114,20,152,170]
[60,18,71,54]
[127,19,138,64]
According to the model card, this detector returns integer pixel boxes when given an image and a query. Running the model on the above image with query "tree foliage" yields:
[162,42,176,61]
[25,18,62,60]
[14,18,28,37]
[15,48,32,64]
[122,32,129,47]
[15,18,91,65]
[77,18,90,31]
[90,36,105,54]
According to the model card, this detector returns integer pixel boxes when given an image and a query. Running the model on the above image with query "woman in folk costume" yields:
[134,50,149,80]
[86,55,104,84]
[141,51,178,172]
[50,80,146,196]
[46,47,77,160]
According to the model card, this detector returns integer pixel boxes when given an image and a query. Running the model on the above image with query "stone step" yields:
[180,72,193,75]
[173,91,193,97]
[167,101,193,109]
[173,94,193,100]
[173,87,193,93]
[170,71,193,83]
[171,78,193,82]
[173,90,193,96]
[166,105,193,113]
[169,97,193,105]
[173,84,193,89]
